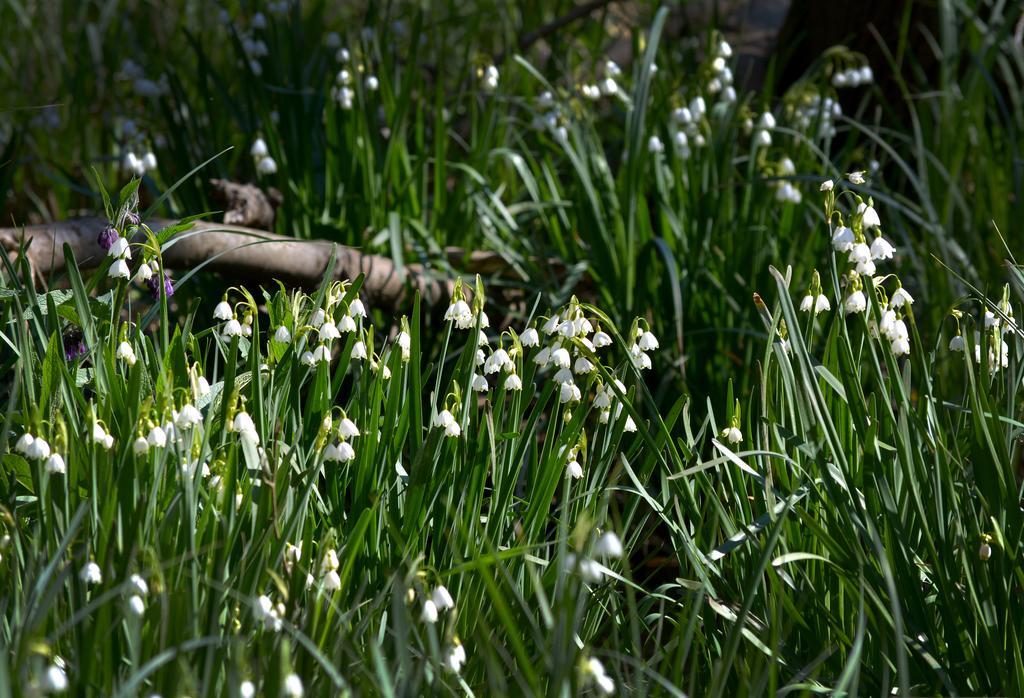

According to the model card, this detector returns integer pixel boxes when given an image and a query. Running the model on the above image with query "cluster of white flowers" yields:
[443,638,467,673]
[118,59,169,98]
[440,282,653,443]
[239,17,270,75]
[330,63,356,110]
[658,37,736,159]
[298,289,367,367]
[832,64,873,88]
[123,150,158,178]
[90,419,115,450]
[531,91,570,144]
[948,290,1017,373]
[126,573,148,617]
[432,407,462,438]
[773,156,802,204]
[752,111,776,148]
[791,92,842,140]
[231,410,260,445]
[212,296,256,342]
[865,291,913,356]
[15,432,66,474]
[628,322,658,371]
[594,379,636,430]
[323,414,359,463]
[822,173,915,358]
[705,38,737,103]
[107,229,133,280]
[828,179,890,278]
[799,269,831,315]
[671,95,708,159]
[420,584,455,624]
[564,531,623,585]
[132,402,204,457]
[250,136,277,175]
[580,60,623,101]
[255,593,286,632]
[580,656,616,695]
[443,285,480,330]
[319,548,342,591]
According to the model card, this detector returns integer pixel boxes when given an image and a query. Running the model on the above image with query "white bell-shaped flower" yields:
[722,426,743,444]
[250,138,269,158]
[338,418,359,439]
[594,532,623,558]
[147,426,167,448]
[283,674,304,698]
[421,599,439,623]
[891,287,914,307]
[831,226,855,252]
[844,291,867,315]
[44,453,66,475]
[80,562,102,585]
[638,331,659,351]
[859,202,881,229]
[222,319,243,338]
[870,236,894,260]
[109,259,131,279]
[432,585,455,611]
[319,322,341,341]
[116,341,137,365]
[15,433,34,454]
[213,301,233,321]
[550,347,571,369]
[26,437,51,460]
[567,460,583,479]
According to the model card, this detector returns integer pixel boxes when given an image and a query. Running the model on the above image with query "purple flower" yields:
[125,211,141,226]
[97,225,120,252]
[145,271,175,301]
[64,328,87,362]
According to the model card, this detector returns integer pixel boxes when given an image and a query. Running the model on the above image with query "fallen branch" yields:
[0,217,455,311]
[208,178,282,229]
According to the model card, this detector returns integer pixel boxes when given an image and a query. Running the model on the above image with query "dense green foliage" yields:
[2,1,1024,696]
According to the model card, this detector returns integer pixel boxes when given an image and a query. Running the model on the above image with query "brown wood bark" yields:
[0,217,455,311]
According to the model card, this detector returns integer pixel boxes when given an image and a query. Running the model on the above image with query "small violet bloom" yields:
[97,224,120,252]
[146,271,175,301]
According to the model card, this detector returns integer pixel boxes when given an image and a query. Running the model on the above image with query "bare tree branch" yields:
[0,217,457,311]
